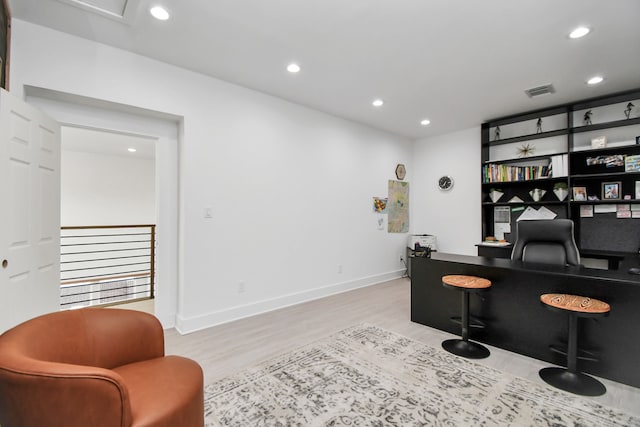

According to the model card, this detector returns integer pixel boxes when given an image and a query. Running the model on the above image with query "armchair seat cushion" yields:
[114,356,204,427]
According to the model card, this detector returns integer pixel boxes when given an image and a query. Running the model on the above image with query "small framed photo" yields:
[602,181,621,200]
[591,136,607,149]
[572,186,587,201]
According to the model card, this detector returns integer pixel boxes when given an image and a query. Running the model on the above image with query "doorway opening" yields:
[59,126,157,312]
[25,86,181,328]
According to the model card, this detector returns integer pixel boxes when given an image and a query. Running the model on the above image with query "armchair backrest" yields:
[0,308,164,368]
[511,219,580,266]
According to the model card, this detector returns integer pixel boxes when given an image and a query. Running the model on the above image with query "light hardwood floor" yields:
[161,278,640,417]
[110,298,155,314]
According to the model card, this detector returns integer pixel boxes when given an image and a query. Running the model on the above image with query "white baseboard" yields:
[157,312,176,330]
[174,270,404,334]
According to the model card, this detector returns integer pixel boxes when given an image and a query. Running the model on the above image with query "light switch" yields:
[204,207,213,219]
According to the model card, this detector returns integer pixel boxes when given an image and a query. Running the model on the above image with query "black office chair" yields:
[512,220,608,394]
[511,219,580,266]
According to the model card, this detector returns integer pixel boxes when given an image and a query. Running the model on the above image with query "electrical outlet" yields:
[399,253,404,262]
[337,264,343,274]
[237,280,245,293]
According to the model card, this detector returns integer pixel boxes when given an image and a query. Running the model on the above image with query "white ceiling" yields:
[61,126,156,160]
[8,0,640,139]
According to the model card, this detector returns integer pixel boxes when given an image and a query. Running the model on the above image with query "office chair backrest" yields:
[511,219,580,266]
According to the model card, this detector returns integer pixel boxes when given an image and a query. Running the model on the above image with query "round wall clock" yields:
[438,175,454,191]
[395,164,406,180]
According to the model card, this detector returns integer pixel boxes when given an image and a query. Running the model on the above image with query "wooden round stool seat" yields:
[540,293,610,317]
[441,275,492,359]
[539,293,610,396]
[442,275,491,290]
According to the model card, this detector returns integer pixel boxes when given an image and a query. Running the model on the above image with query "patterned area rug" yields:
[204,325,640,426]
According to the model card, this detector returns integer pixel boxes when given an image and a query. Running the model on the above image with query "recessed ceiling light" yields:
[569,26,590,39]
[128,148,137,153]
[420,119,431,126]
[372,99,384,107]
[287,63,301,73]
[150,6,170,20]
[587,76,604,85]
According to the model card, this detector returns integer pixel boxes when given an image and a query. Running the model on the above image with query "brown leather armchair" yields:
[0,308,204,427]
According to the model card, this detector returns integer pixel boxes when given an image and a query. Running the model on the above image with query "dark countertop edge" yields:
[474,244,633,260]
[423,252,640,286]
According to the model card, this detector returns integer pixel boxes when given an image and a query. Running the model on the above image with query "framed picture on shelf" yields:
[591,136,607,149]
[602,181,621,200]
[636,181,640,199]
[572,186,587,201]
[626,155,640,172]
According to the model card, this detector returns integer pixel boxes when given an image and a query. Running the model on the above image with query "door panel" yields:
[0,89,60,332]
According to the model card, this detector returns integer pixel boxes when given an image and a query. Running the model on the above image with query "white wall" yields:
[10,20,413,332]
[61,149,155,226]
[412,127,481,255]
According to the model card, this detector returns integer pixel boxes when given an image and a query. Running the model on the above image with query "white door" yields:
[0,89,61,333]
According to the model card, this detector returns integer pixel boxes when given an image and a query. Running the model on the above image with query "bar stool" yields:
[539,293,610,396]
[441,275,491,359]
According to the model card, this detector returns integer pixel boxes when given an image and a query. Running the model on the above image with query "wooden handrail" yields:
[60,271,150,286]
[62,224,156,230]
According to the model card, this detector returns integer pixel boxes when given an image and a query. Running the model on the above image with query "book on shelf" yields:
[482,162,551,183]
[550,154,568,177]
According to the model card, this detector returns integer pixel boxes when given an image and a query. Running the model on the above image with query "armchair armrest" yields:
[0,359,132,427]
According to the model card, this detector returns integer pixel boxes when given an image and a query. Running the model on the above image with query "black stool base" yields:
[442,339,490,359]
[539,367,606,396]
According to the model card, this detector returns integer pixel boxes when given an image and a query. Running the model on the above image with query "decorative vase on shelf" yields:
[529,188,546,202]
[553,187,568,201]
[489,189,504,203]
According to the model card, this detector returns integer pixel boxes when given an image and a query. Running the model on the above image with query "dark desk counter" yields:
[411,252,640,388]
[476,244,639,271]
